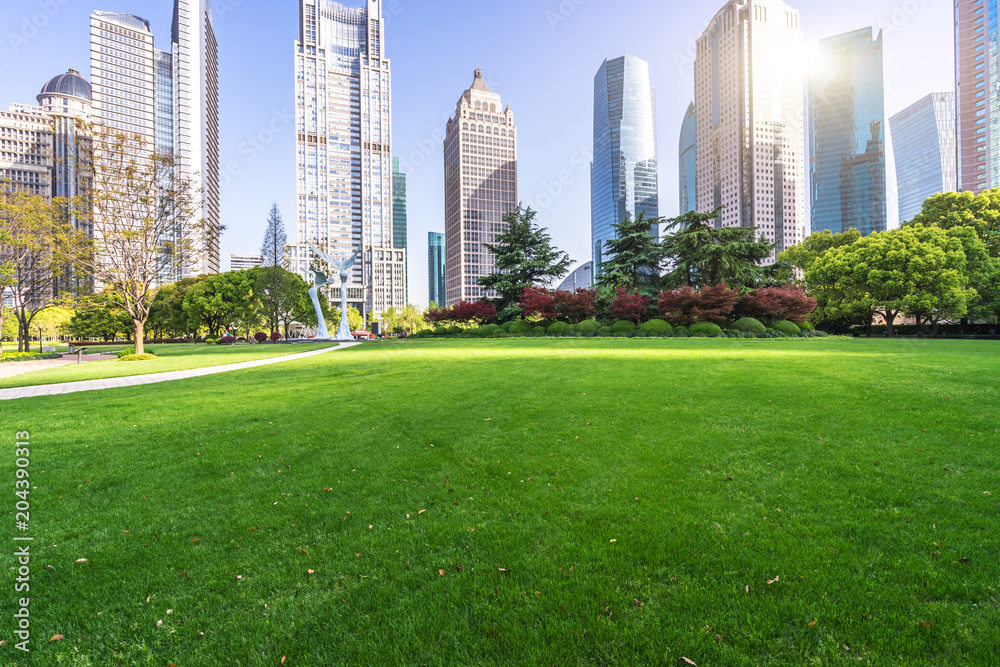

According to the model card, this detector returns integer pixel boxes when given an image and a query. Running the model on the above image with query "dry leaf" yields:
[281,657,286,665]
[156,620,163,628]
[439,569,446,576]
[308,569,315,574]
[767,576,780,585]
[919,621,933,628]
[50,635,64,641]
[609,539,617,544]
[681,658,698,666]
[76,558,87,563]
[418,510,426,515]
[483,418,492,421]
[808,621,817,628]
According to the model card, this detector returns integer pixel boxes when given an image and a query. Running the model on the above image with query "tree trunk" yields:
[959,318,968,337]
[915,314,925,338]
[134,319,145,355]
[865,311,873,338]
[931,318,941,338]
[884,311,897,338]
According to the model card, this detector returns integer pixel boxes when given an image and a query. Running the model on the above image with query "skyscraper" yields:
[679,101,697,215]
[392,157,407,251]
[428,232,445,307]
[293,0,407,318]
[171,0,221,278]
[955,0,998,194]
[694,0,806,261]
[443,69,518,306]
[592,54,658,272]
[809,27,886,237]
[90,4,220,281]
[889,93,957,223]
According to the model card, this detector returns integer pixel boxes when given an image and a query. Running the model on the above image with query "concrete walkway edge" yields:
[0,343,360,402]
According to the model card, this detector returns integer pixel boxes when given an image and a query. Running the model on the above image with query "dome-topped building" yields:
[37,67,92,119]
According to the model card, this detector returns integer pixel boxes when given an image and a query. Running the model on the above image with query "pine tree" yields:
[595,212,666,294]
[261,203,287,268]
[661,208,774,289]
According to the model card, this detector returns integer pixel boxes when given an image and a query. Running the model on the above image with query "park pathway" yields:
[0,343,359,402]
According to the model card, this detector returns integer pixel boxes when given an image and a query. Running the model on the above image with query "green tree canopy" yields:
[595,212,666,294]
[905,189,1000,257]
[479,205,572,321]
[183,271,258,338]
[661,208,774,289]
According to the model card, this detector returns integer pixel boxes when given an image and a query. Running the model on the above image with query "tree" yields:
[254,266,308,337]
[741,286,818,324]
[260,203,287,268]
[183,271,257,338]
[398,305,427,336]
[0,188,87,351]
[554,289,598,323]
[808,226,972,337]
[905,189,1000,257]
[67,291,134,341]
[596,212,666,293]
[609,288,651,325]
[519,287,558,321]
[73,125,210,355]
[426,301,497,326]
[0,259,12,353]
[661,208,774,289]
[778,228,862,274]
[656,284,740,326]
[479,205,572,321]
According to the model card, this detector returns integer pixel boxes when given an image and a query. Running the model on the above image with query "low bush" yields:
[118,353,158,362]
[220,336,236,345]
[447,326,464,335]
[547,322,570,335]
[117,348,136,359]
[508,320,534,335]
[640,319,672,335]
[597,326,613,336]
[205,338,218,346]
[732,317,767,335]
[575,320,600,335]
[254,332,269,343]
[773,320,802,336]
[464,327,480,337]
[415,329,434,337]
[1,352,63,363]
[499,321,514,333]
[793,321,815,331]
[674,325,689,338]
[433,326,450,336]
[270,332,283,343]
[478,324,500,338]
[611,320,637,334]
[690,322,724,336]
[532,325,547,334]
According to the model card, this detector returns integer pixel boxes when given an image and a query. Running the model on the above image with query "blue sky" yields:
[1,0,952,307]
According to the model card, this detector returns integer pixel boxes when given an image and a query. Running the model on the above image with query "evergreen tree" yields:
[261,203,287,268]
[595,212,666,294]
[661,208,774,289]
[479,206,572,321]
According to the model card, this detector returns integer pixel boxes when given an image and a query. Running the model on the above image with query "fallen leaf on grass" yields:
[50,635,64,641]
[308,569,315,574]
[808,621,817,627]
[483,418,492,422]
[609,539,617,544]
[281,657,286,664]
[439,569,446,576]
[156,620,163,628]
[681,658,698,666]
[767,576,780,585]
[76,558,87,563]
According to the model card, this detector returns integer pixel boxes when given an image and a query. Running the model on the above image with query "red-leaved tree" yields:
[554,289,598,323]
[610,288,651,325]
[657,284,739,325]
[428,301,497,326]
[741,286,818,323]
[519,286,558,321]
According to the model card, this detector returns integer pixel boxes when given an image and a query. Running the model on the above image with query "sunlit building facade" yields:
[592,54,658,272]
[679,101,697,215]
[890,93,957,223]
[955,0,999,194]
[428,232,445,307]
[694,0,806,262]
[294,0,407,318]
[443,69,518,306]
[809,27,886,236]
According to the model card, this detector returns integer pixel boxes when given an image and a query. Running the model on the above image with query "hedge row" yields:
[0,352,63,363]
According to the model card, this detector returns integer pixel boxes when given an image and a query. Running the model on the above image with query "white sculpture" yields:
[307,241,357,342]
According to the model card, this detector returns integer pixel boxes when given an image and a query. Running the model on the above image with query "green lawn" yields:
[0,343,337,389]
[2,338,998,666]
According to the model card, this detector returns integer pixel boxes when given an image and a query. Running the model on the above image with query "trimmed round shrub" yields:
[118,353,158,362]
[508,320,533,335]
[674,325,689,337]
[532,325,547,334]
[254,332,269,343]
[575,319,600,335]
[793,320,815,331]
[597,326,613,336]
[611,320,637,333]
[117,348,136,359]
[478,324,500,338]
[690,322,724,336]
[773,320,802,336]
[415,329,434,337]
[433,326,449,335]
[447,326,464,335]
[270,331,282,343]
[205,338,218,345]
[547,322,569,335]
[640,319,673,335]
[499,321,514,332]
[464,327,480,337]
[732,317,767,335]
[221,335,236,345]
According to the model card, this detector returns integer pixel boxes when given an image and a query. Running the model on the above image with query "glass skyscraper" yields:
[955,0,999,193]
[695,0,806,261]
[809,27,886,237]
[889,93,957,223]
[428,232,445,307]
[392,158,407,251]
[678,101,697,215]
[292,0,407,318]
[591,54,658,273]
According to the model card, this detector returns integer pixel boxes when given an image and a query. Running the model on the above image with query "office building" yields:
[231,254,264,271]
[428,231,445,307]
[955,0,998,193]
[0,104,55,200]
[557,262,594,292]
[694,0,806,261]
[443,69,518,305]
[809,27,886,236]
[889,93,957,223]
[592,54,658,271]
[293,0,407,318]
[679,101,697,215]
[392,157,407,250]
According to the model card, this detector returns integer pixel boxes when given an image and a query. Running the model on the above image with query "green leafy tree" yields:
[905,189,1000,257]
[779,228,863,274]
[67,291,134,341]
[479,205,572,321]
[183,271,257,338]
[0,259,13,353]
[661,208,774,289]
[596,212,666,294]
[254,266,308,337]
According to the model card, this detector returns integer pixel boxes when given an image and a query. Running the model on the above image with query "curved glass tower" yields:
[591,54,658,273]
[679,102,697,215]
[889,93,957,223]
